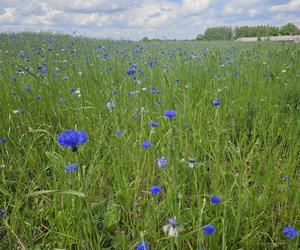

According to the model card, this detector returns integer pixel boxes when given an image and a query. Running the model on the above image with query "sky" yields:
[0,0,300,40]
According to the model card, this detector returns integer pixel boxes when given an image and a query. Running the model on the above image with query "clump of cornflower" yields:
[150,185,162,195]
[127,69,136,75]
[210,196,221,204]
[149,121,158,127]
[203,224,216,235]
[282,226,298,238]
[0,137,8,143]
[136,241,149,250]
[0,208,4,217]
[65,163,77,173]
[57,130,88,152]
[164,110,176,120]
[212,98,221,107]
[150,85,160,94]
[102,53,108,59]
[157,156,167,167]
[163,216,179,237]
[115,130,124,136]
[141,140,151,149]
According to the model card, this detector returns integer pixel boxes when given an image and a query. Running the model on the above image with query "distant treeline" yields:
[196,23,300,41]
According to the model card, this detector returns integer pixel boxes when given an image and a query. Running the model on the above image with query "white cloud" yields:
[0,0,299,40]
[222,4,243,15]
[270,0,300,12]
[272,13,300,26]
[181,0,211,15]
[248,9,259,18]
[0,8,17,24]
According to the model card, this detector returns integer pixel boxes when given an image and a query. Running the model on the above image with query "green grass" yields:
[0,32,299,249]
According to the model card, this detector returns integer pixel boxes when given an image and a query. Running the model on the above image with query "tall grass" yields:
[0,32,299,249]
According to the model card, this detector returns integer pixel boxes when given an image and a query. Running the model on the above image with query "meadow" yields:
[0,33,299,249]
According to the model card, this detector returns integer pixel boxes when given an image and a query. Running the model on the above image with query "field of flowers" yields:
[0,33,299,249]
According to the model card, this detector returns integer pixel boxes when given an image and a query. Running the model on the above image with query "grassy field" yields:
[0,32,299,249]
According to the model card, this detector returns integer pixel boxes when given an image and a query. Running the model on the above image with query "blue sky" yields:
[0,0,299,40]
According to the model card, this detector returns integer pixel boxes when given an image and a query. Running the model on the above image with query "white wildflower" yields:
[163,217,178,238]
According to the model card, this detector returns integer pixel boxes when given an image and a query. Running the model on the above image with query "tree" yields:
[141,36,149,42]
[196,34,206,41]
[196,23,300,41]
[280,23,299,35]
[267,26,280,36]
[203,27,233,41]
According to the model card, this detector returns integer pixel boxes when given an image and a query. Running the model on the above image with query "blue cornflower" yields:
[57,130,88,152]
[65,165,71,173]
[164,110,176,120]
[232,72,239,77]
[212,98,221,107]
[127,69,136,75]
[149,121,158,127]
[210,196,221,204]
[37,65,42,70]
[150,185,162,195]
[203,224,216,235]
[102,53,108,59]
[141,140,151,149]
[71,163,77,171]
[65,163,77,173]
[0,137,8,143]
[115,130,124,135]
[35,96,42,100]
[282,226,298,238]
[157,156,167,167]
[136,241,149,250]
[0,208,4,216]
[128,91,136,97]
[69,87,75,92]
[25,85,31,92]
[42,68,47,74]
[59,98,65,103]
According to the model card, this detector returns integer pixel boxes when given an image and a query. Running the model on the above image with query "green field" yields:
[0,33,299,249]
